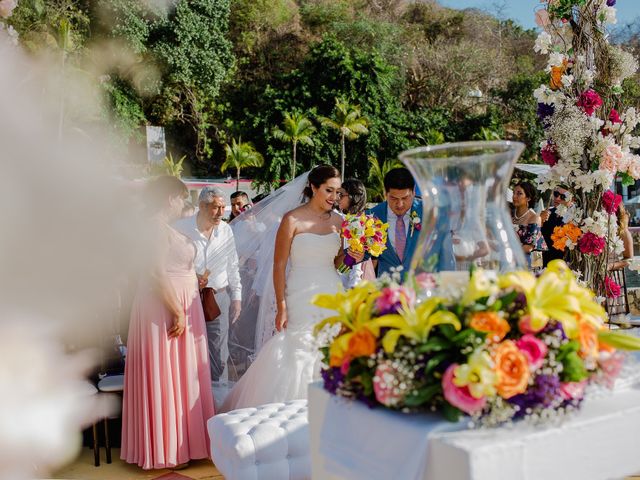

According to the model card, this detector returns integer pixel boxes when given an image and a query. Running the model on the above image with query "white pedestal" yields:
[308,381,640,480]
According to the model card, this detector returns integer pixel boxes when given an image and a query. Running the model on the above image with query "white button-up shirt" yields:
[386,206,410,253]
[174,215,242,301]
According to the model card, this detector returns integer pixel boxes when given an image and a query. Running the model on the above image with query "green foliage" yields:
[151,153,186,178]
[272,111,316,179]
[222,138,265,190]
[367,156,402,202]
[102,80,147,142]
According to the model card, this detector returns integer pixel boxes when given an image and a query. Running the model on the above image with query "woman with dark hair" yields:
[338,178,376,287]
[511,181,547,267]
[121,176,215,470]
[222,164,355,410]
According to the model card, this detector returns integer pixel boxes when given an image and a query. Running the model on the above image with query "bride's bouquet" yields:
[340,213,388,270]
[313,261,640,427]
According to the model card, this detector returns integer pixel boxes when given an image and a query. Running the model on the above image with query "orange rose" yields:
[550,59,568,90]
[551,223,582,251]
[470,312,511,343]
[346,329,377,358]
[493,340,530,399]
[578,319,599,359]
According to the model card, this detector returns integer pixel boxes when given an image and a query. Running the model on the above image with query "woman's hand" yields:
[347,248,365,264]
[168,311,186,338]
[275,308,288,332]
[540,209,550,224]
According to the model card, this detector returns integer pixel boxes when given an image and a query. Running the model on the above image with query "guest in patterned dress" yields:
[121,176,215,470]
[511,181,547,267]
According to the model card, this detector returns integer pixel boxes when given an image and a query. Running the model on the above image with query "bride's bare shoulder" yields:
[284,205,307,219]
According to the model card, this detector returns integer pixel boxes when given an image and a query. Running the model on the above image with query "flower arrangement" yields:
[313,261,640,426]
[409,210,421,235]
[533,0,639,296]
[340,213,388,269]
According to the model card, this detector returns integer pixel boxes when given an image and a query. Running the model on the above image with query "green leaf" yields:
[451,329,478,346]
[442,402,463,422]
[621,173,635,187]
[360,371,374,396]
[499,291,519,308]
[403,384,441,407]
[417,336,452,353]
[424,352,450,375]
[598,330,640,350]
[438,324,458,340]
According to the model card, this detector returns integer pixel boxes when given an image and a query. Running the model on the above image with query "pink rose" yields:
[518,314,545,334]
[577,232,606,256]
[596,352,625,389]
[373,362,405,407]
[375,285,416,314]
[560,380,587,401]
[442,364,486,415]
[604,276,621,298]
[0,0,17,19]
[541,143,558,166]
[600,142,625,173]
[515,334,548,371]
[626,154,640,179]
[577,89,603,116]
[535,9,550,27]
[415,272,436,292]
[602,190,622,215]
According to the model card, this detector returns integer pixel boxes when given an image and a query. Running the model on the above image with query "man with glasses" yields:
[540,186,573,267]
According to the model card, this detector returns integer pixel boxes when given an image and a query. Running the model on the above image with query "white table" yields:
[308,381,640,480]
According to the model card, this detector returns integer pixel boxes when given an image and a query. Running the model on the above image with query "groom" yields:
[368,168,422,277]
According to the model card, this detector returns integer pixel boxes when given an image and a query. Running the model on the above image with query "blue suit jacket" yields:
[367,199,422,278]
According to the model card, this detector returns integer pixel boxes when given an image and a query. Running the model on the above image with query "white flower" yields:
[557,204,581,224]
[599,5,617,25]
[561,74,574,87]
[547,52,566,71]
[608,46,638,84]
[548,104,593,161]
[581,211,609,237]
[628,258,640,272]
[534,32,553,55]
[622,107,639,131]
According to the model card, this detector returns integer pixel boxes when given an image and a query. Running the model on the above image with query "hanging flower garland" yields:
[533,0,640,297]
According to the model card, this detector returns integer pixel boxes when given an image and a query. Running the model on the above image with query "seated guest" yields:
[229,191,252,222]
[540,185,572,267]
[511,181,547,267]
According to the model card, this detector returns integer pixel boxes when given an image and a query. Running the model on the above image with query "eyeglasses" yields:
[553,191,567,201]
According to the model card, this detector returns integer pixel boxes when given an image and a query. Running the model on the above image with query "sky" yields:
[438,0,640,30]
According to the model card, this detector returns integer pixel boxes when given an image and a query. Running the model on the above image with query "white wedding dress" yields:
[221,231,341,412]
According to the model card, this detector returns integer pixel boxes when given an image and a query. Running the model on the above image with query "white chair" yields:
[208,400,310,480]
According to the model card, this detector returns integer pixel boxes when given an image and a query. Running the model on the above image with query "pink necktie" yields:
[395,214,406,262]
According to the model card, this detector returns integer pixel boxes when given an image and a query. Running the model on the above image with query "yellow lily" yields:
[374,297,461,353]
[453,350,498,398]
[497,260,605,339]
[461,269,499,306]
[312,282,381,336]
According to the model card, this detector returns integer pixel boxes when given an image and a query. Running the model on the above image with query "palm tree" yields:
[319,98,369,181]
[272,112,316,179]
[221,138,265,191]
[163,153,186,178]
[367,156,403,202]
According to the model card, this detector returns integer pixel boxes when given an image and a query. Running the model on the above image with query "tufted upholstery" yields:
[208,400,310,480]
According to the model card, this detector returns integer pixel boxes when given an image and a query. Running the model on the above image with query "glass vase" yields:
[399,141,527,285]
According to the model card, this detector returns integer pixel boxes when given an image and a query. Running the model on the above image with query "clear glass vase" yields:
[399,141,527,284]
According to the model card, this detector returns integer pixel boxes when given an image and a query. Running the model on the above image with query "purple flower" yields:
[509,374,562,417]
[606,0,616,6]
[537,103,554,125]
[321,367,345,395]
[543,320,567,340]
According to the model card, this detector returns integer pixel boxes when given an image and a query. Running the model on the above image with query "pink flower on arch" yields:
[577,232,606,256]
[609,109,622,124]
[604,276,622,298]
[541,143,558,166]
[602,190,622,215]
[516,334,548,371]
[577,89,603,116]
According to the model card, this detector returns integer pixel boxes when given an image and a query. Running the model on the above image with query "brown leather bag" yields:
[200,287,221,322]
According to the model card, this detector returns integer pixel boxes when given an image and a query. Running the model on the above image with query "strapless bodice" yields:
[289,232,340,269]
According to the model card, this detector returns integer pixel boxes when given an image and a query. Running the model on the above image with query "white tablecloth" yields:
[308,381,640,480]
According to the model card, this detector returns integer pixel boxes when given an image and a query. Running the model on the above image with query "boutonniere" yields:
[410,211,421,235]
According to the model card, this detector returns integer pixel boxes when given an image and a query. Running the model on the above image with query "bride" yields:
[222,164,357,411]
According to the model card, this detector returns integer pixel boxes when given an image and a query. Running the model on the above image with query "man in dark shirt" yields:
[540,186,572,267]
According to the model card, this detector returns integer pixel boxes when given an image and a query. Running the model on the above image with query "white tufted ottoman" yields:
[208,400,310,480]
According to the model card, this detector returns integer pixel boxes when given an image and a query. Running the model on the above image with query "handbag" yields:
[200,287,221,322]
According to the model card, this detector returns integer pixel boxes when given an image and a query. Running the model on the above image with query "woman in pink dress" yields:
[121,176,215,470]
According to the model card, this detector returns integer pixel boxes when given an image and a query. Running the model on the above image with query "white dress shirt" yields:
[386,206,410,253]
[174,215,242,301]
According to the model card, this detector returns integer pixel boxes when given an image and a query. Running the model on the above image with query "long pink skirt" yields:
[121,274,215,470]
